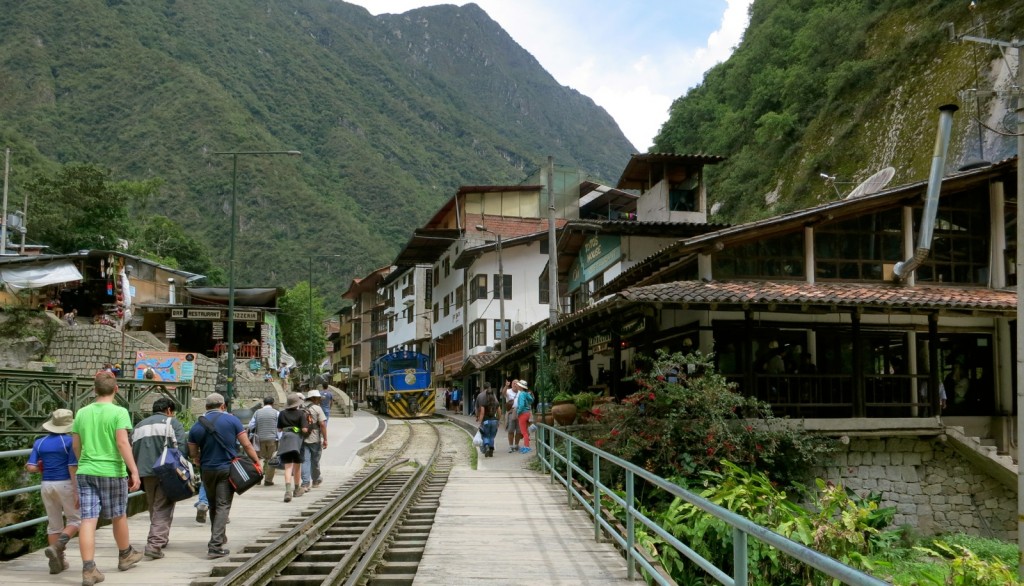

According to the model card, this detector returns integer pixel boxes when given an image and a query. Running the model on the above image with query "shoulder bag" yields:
[198,415,263,494]
[152,417,199,502]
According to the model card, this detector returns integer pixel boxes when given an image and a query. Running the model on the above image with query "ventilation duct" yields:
[892,104,958,282]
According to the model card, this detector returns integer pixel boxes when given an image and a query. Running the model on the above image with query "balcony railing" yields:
[723,374,942,419]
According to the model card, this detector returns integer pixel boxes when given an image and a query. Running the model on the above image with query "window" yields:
[455,285,464,307]
[405,306,413,324]
[433,266,439,287]
[470,274,488,301]
[388,315,394,332]
[492,274,512,300]
[814,209,902,281]
[443,293,451,317]
[714,232,805,280]
[469,319,487,347]
[539,272,549,304]
[433,303,439,323]
[443,256,450,277]
[494,319,510,341]
[669,177,698,212]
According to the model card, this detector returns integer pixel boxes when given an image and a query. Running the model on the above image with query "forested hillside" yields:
[655,0,1024,222]
[0,1,634,292]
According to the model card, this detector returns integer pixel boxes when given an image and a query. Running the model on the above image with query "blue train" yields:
[369,351,436,418]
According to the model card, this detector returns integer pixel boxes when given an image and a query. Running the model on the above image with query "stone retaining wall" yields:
[814,437,1015,540]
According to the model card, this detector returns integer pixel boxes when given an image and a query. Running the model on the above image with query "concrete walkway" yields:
[414,411,632,585]
[0,410,383,586]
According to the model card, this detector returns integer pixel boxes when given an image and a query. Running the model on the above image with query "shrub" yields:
[591,349,834,487]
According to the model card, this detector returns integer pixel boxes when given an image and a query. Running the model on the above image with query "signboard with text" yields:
[134,351,196,384]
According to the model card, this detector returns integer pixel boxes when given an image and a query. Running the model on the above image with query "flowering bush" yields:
[590,350,834,487]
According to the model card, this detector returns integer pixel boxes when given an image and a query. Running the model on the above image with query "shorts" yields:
[505,412,520,434]
[41,480,81,534]
[279,450,304,464]
[77,474,129,520]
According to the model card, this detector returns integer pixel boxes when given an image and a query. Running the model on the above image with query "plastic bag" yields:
[472,429,483,447]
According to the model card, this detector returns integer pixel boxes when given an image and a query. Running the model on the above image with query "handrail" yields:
[535,424,887,586]
[0,446,144,536]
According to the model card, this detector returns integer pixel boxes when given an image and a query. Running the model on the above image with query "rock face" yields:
[0,336,45,368]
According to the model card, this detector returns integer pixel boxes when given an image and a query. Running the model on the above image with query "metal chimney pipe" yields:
[893,104,958,282]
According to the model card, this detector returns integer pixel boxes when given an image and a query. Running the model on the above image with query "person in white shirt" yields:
[501,378,522,452]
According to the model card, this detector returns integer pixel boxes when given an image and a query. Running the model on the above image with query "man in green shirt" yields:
[72,371,144,586]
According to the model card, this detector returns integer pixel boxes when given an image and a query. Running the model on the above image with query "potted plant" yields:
[551,391,577,425]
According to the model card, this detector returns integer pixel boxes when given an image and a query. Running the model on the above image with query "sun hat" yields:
[42,409,74,434]
[517,380,529,390]
[306,389,321,399]
[287,393,304,408]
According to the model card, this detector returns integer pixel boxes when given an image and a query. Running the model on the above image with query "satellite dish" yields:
[846,167,895,199]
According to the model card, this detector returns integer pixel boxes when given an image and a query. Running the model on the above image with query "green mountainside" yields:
[655,0,1024,222]
[0,1,634,292]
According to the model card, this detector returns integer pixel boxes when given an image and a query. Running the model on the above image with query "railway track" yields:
[193,419,450,586]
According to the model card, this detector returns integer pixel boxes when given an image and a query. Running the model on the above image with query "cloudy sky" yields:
[346,1,754,151]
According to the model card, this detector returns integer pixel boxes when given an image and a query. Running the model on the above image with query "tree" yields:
[24,164,152,253]
[277,281,328,378]
[134,216,226,284]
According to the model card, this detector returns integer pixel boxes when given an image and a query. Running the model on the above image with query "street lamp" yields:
[475,225,505,353]
[214,149,301,409]
[308,254,344,383]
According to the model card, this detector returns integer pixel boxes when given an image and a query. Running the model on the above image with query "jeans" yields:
[195,484,208,508]
[200,469,233,550]
[300,442,322,487]
[479,419,498,449]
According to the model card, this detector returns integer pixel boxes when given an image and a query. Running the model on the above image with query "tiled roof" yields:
[620,281,1016,312]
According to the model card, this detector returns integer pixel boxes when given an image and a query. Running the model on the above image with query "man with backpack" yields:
[131,397,187,560]
[300,390,328,491]
[475,385,500,457]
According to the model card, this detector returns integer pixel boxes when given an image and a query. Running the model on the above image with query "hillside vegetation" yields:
[655,0,1024,222]
[0,0,634,293]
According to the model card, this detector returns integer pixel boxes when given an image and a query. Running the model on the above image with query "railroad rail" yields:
[194,419,447,586]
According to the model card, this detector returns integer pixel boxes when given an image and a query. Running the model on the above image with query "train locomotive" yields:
[368,350,436,418]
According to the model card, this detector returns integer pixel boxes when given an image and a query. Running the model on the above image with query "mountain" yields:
[654,0,1024,222]
[0,1,635,292]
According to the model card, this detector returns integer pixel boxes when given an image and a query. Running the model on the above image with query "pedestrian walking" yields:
[26,409,80,575]
[249,396,280,486]
[131,397,187,560]
[187,392,261,559]
[475,386,500,457]
[318,381,336,420]
[71,371,144,586]
[515,380,535,453]
[502,378,522,452]
[277,392,308,502]
[300,390,328,491]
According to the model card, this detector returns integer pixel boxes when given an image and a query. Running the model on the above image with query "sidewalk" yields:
[0,410,383,586]
[418,411,631,585]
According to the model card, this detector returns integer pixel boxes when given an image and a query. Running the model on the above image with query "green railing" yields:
[534,424,888,586]
[0,448,145,536]
[0,369,197,441]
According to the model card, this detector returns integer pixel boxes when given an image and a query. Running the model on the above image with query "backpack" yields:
[301,405,317,436]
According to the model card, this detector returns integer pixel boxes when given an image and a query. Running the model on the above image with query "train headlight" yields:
[422,391,430,398]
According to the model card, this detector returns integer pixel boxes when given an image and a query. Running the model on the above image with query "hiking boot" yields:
[117,547,143,570]
[293,486,305,498]
[144,547,164,559]
[263,480,274,486]
[82,565,105,586]
[45,544,65,574]
[195,503,208,523]
[207,547,229,559]
[61,556,70,572]
[312,479,322,488]
[284,487,292,502]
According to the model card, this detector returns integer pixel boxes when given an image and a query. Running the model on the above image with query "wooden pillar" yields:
[852,310,865,417]
[743,310,754,396]
[928,313,940,416]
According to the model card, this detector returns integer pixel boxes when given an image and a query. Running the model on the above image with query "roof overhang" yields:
[393,229,463,267]
[617,153,727,190]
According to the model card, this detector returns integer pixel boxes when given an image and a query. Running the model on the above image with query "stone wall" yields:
[49,324,218,395]
[814,436,1015,540]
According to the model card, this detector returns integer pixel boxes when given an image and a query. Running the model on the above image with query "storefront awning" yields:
[0,260,83,291]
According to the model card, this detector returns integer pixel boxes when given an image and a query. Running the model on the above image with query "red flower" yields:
[755,444,763,452]
[706,447,715,456]
[611,429,620,436]
[648,393,655,400]
[595,439,606,448]
[656,375,665,381]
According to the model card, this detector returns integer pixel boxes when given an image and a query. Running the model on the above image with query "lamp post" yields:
[308,254,344,383]
[475,225,505,353]
[214,150,300,409]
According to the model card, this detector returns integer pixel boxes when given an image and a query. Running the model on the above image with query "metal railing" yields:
[534,424,887,586]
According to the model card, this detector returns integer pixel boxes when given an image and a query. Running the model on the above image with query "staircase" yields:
[943,426,1017,491]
